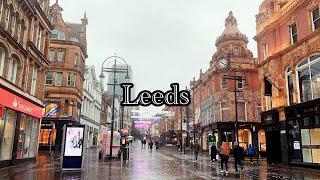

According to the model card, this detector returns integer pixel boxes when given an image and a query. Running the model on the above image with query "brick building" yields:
[40,1,88,151]
[191,12,263,152]
[255,0,320,167]
[0,0,52,167]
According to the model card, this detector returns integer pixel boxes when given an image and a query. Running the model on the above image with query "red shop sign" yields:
[0,88,43,118]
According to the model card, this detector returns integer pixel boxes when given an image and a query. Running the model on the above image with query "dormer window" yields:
[225,47,230,55]
[58,31,65,40]
[234,47,239,56]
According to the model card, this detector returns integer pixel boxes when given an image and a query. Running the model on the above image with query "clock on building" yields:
[218,58,228,69]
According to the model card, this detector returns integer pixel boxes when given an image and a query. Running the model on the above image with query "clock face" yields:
[219,58,228,69]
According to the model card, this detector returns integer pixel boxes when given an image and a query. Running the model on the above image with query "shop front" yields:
[201,125,212,152]
[0,87,43,168]
[285,98,320,168]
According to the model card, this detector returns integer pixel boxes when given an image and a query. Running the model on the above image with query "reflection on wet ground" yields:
[0,143,319,179]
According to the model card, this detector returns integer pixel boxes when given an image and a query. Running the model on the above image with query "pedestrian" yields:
[143,140,146,148]
[141,139,144,148]
[193,141,201,162]
[219,142,230,175]
[232,142,244,173]
[210,143,218,162]
[247,144,256,164]
[149,140,153,150]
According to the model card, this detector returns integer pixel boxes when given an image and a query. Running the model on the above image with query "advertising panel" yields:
[43,103,60,118]
[64,127,84,156]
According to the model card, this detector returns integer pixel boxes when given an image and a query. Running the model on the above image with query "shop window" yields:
[296,54,320,103]
[286,67,294,106]
[312,7,320,31]
[258,130,266,152]
[238,129,252,151]
[288,119,302,163]
[29,117,40,158]
[0,47,5,76]
[0,109,16,160]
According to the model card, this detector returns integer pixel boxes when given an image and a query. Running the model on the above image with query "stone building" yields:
[0,0,52,167]
[191,12,263,153]
[80,65,102,148]
[40,1,88,151]
[255,0,320,167]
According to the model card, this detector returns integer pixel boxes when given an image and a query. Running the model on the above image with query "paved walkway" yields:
[0,142,319,179]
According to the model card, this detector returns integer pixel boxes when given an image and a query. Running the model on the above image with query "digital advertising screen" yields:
[64,127,84,156]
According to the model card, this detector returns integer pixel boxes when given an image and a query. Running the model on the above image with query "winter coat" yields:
[194,143,201,152]
[210,145,217,157]
[220,142,230,157]
[233,146,244,160]
[247,145,255,155]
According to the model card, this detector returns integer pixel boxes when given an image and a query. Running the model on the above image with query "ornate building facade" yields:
[191,12,263,152]
[255,0,320,167]
[40,1,88,151]
[0,0,52,167]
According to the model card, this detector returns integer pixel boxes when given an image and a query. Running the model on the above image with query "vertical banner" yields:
[61,125,87,170]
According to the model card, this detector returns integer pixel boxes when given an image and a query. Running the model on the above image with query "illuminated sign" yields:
[43,104,60,118]
[64,127,84,156]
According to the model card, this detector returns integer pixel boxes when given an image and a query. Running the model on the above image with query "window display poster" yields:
[64,127,84,156]
[294,141,300,150]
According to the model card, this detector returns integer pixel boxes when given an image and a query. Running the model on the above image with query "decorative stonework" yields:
[287,15,297,26]
[307,0,320,11]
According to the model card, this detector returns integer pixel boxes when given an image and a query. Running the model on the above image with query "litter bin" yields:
[123,147,129,161]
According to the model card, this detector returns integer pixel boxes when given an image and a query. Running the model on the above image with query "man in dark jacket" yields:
[232,142,244,172]
[193,141,201,162]
[210,143,218,162]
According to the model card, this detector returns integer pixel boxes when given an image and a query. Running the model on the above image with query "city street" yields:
[0,142,319,180]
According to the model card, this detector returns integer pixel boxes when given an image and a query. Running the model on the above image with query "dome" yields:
[215,11,249,47]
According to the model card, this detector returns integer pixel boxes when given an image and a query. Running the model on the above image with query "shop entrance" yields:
[266,129,282,164]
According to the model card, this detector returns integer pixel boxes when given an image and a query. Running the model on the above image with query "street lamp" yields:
[223,64,248,144]
[99,55,130,160]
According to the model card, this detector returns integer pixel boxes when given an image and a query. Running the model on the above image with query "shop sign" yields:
[0,88,43,118]
[0,105,4,118]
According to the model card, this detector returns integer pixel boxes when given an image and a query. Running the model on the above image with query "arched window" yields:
[5,7,11,29]
[51,28,58,39]
[8,58,18,84]
[0,47,5,76]
[234,47,239,56]
[286,67,294,105]
[296,54,320,103]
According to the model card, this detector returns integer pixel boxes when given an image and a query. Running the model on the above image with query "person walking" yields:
[232,142,244,173]
[247,144,256,164]
[210,143,218,162]
[193,141,201,162]
[149,140,153,150]
[219,142,230,175]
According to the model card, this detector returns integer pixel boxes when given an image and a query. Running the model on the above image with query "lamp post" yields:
[99,55,130,160]
[224,69,247,144]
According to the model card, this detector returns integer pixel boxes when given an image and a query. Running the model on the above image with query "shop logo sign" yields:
[12,97,33,113]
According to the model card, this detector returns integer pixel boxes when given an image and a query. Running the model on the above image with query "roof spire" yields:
[56,0,58,4]
[225,11,237,27]
[84,11,87,19]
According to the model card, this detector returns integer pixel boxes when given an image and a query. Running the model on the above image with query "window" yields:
[5,8,10,29]
[74,54,78,66]
[220,101,229,121]
[238,79,244,89]
[58,31,65,40]
[73,73,77,87]
[290,23,298,44]
[212,80,215,92]
[36,27,42,50]
[50,50,55,61]
[263,44,268,60]
[67,73,71,86]
[237,101,246,121]
[58,50,64,62]
[234,47,239,56]
[45,72,53,85]
[0,47,5,76]
[17,23,21,41]
[51,29,58,39]
[8,58,17,84]
[0,109,16,161]
[55,72,62,86]
[30,24,34,42]
[30,65,38,96]
[265,96,272,111]
[286,67,294,105]
[312,7,320,31]
[221,77,227,89]
[297,54,320,103]
[0,0,3,22]
[257,102,262,121]
[11,15,16,35]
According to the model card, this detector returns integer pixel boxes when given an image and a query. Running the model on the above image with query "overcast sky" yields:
[55,0,262,113]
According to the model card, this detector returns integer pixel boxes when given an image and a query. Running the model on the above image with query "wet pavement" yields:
[0,143,320,179]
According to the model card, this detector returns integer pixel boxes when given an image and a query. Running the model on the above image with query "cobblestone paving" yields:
[0,143,319,179]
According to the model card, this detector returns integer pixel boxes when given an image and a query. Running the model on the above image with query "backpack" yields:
[248,147,255,155]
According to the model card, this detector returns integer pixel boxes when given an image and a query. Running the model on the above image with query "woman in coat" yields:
[210,143,218,162]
